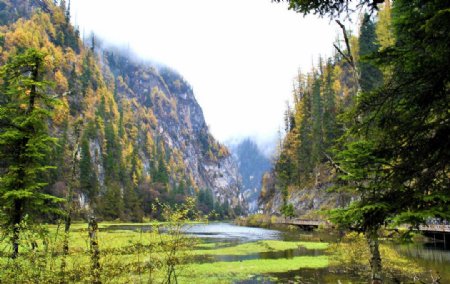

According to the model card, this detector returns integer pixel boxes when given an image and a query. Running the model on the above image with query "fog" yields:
[71,0,348,155]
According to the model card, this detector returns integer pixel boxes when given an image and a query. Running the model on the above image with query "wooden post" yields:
[89,216,101,284]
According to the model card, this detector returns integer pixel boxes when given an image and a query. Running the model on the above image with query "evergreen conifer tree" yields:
[358,13,382,93]
[0,49,63,258]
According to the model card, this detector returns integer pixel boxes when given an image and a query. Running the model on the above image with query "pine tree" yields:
[358,13,382,93]
[296,76,313,179]
[274,0,384,18]
[329,139,389,282]
[330,1,450,282]
[321,59,339,150]
[0,49,64,258]
[79,136,93,196]
[375,1,394,51]
[104,120,121,181]
[310,75,323,165]
[99,181,124,220]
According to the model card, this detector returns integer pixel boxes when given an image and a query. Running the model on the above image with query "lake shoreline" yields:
[2,221,448,283]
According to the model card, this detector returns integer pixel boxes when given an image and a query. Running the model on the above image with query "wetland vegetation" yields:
[0,0,449,283]
[1,221,449,283]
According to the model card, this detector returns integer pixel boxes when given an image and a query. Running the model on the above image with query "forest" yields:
[0,0,240,222]
[266,0,449,282]
[0,0,449,283]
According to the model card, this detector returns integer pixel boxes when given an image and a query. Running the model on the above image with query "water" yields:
[187,223,450,283]
[106,222,450,283]
[185,222,282,242]
[392,242,450,281]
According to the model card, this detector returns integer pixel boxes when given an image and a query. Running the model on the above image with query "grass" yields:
[2,222,435,283]
[328,232,426,280]
[0,222,329,283]
[179,256,328,283]
[193,240,328,256]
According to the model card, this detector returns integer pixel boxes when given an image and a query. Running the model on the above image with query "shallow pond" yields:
[106,222,450,283]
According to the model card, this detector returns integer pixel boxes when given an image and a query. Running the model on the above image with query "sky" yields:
[70,0,342,153]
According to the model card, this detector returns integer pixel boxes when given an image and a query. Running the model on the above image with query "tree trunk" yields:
[11,200,23,259]
[366,227,382,284]
[89,216,101,284]
[60,212,71,282]
[61,122,82,282]
[10,53,40,259]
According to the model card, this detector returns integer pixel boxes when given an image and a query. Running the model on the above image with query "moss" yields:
[0,223,330,283]
[194,242,219,249]
[328,232,424,278]
[179,256,328,283]
[193,240,328,256]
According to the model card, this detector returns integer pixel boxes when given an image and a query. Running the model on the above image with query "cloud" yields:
[71,0,339,149]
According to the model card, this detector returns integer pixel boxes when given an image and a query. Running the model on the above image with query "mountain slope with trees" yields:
[264,0,449,282]
[0,0,245,223]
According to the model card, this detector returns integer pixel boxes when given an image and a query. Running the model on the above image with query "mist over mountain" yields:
[0,0,245,220]
[227,135,277,159]
[230,138,271,213]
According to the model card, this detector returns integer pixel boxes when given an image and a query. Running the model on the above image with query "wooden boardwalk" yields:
[419,224,450,233]
[276,218,450,233]
[275,218,325,228]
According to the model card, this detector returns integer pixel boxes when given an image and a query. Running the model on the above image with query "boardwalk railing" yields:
[274,218,325,227]
[281,219,324,227]
[419,224,450,233]
[274,217,450,233]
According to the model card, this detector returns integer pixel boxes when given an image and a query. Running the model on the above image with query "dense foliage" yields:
[0,0,236,228]
[274,0,386,18]
[269,0,449,281]
[264,51,355,205]
[0,48,64,258]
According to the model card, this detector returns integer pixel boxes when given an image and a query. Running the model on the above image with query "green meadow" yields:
[0,222,330,283]
[0,222,441,283]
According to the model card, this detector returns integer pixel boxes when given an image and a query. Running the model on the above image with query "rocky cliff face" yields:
[0,0,246,220]
[105,53,246,211]
[259,164,350,219]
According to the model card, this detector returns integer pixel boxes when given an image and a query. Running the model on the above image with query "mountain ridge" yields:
[0,0,246,220]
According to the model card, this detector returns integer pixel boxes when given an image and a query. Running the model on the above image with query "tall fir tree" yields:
[79,134,98,200]
[358,13,383,93]
[321,59,339,150]
[310,74,323,165]
[331,1,450,282]
[0,49,63,258]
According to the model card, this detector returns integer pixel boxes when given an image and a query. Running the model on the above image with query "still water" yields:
[110,222,450,283]
[187,223,450,283]
[186,222,282,242]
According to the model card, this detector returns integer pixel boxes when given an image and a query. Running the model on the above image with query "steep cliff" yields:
[0,0,245,220]
[259,164,350,219]
[104,51,245,212]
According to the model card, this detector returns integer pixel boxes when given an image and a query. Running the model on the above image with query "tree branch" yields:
[333,43,353,67]
[335,20,356,70]
[323,151,351,176]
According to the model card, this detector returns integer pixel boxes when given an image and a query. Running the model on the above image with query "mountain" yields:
[0,0,245,221]
[231,139,271,213]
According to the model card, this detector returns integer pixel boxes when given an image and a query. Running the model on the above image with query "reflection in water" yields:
[186,223,450,283]
[105,222,450,283]
[193,247,323,263]
[393,242,450,281]
[185,223,281,242]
